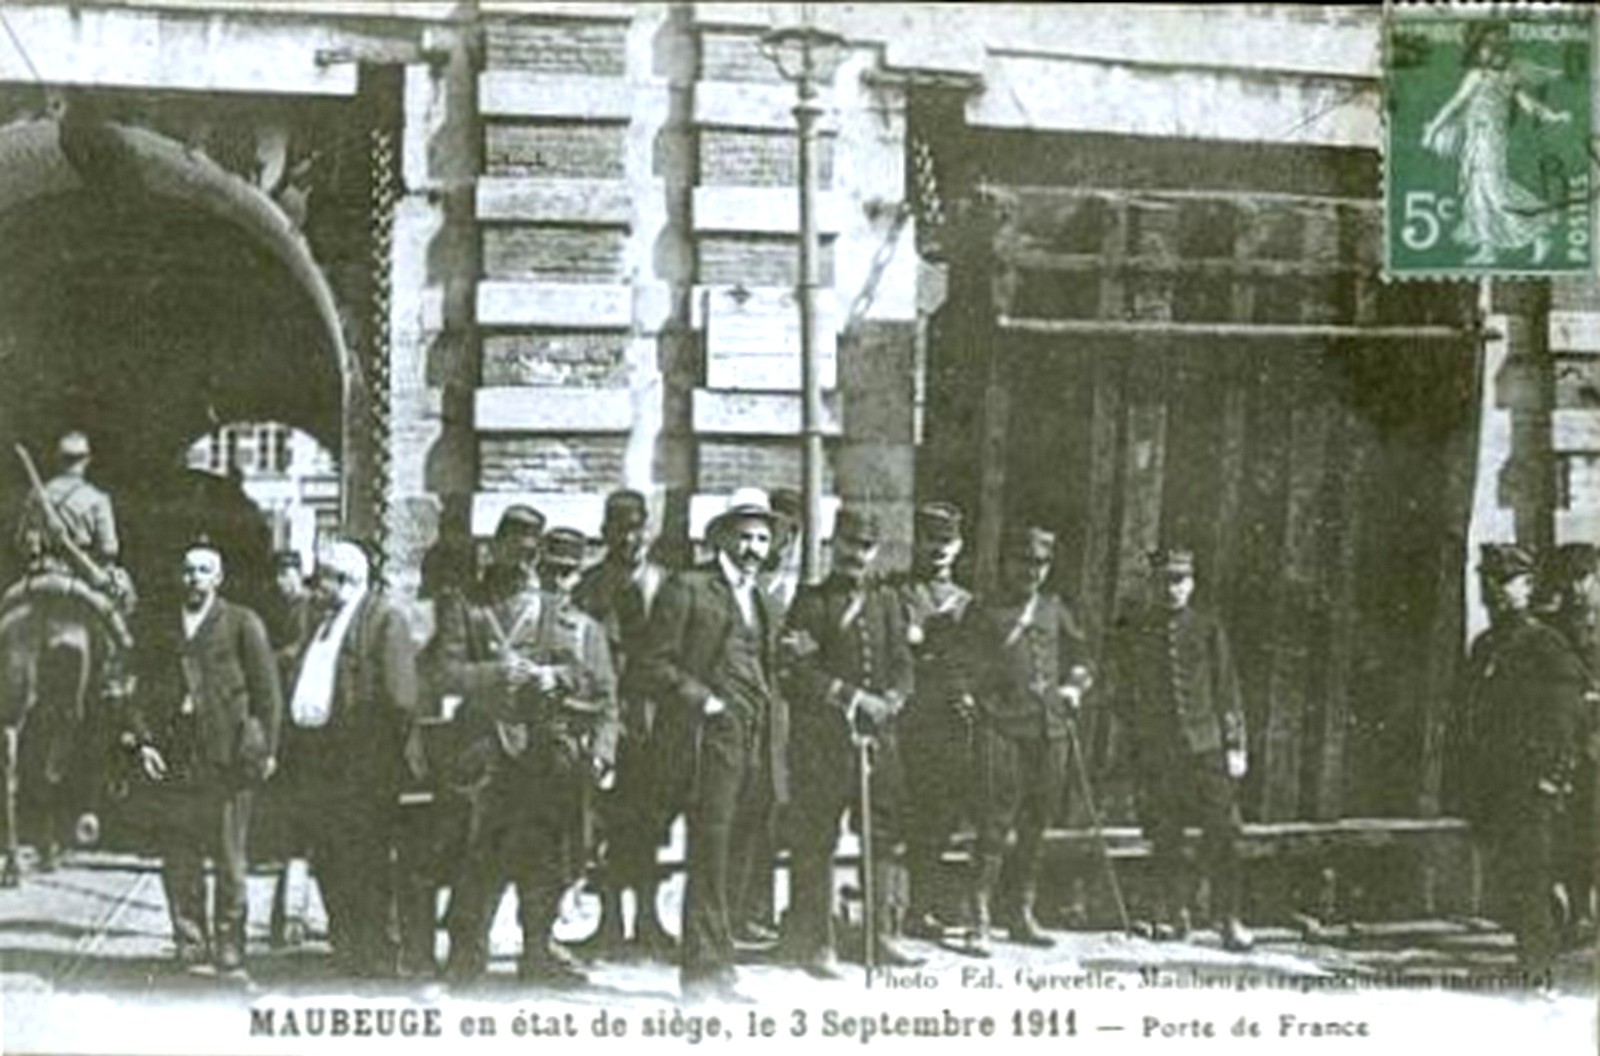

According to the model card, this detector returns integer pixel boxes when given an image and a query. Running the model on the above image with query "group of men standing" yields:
[9,430,1264,998]
[1455,542,1600,977]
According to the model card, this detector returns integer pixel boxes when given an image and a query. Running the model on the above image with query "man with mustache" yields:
[638,488,789,1002]
[781,506,919,975]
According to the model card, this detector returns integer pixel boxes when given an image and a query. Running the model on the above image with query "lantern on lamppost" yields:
[760,15,846,586]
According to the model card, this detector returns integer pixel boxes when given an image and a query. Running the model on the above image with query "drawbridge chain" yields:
[366,124,400,588]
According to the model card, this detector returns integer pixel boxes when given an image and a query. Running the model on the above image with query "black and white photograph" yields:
[0,2,1594,1052]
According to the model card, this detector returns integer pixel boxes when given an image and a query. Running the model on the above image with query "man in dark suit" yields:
[280,539,419,978]
[125,540,282,975]
[573,490,675,960]
[782,506,918,975]
[963,525,1094,954]
[1459,544,1589,975]
[637,488,789,1002]
[434,512,618,986]
[1110,548,1251,952]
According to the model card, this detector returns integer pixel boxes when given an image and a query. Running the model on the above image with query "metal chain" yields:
[367,125,399,588]
[908,131,946,259]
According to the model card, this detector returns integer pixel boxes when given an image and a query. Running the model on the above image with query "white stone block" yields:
[475,387,634,433]
[692,389,843,436]
[477,281,632,328]
[479,71,632,120]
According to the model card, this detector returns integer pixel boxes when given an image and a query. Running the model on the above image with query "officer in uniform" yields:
[963,525,1094,953]
[434,509,619,986]
[1110,548,1252,951]
[572,490,674,960]
[1463,544,1589,975]
[895,502,976,939]
[781,506,918,974]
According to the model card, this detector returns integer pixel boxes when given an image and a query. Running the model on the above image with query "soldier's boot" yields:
[519,886,589,989]
[1152,874,1192,942]
[964,855,1003,956]
[903,846,950,940]
[873,859,924,967]
[1008,886,1056,948]
[633,881,679,961]
[571,887,627,961]
[1213,860,1252,952]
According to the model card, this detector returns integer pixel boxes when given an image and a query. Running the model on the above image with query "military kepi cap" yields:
[543,527,587,568]
[494,504,547,542]
[834,506,881,544]
[1006,525,1056,562]
[1480,543,1535,583]
[1149,547,1196,577]
[770,487,804,524]
[916,502,964,542]
[603,489,649,531]
[58,431,91,459]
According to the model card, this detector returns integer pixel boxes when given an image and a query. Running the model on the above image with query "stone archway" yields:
[0,114,375,593]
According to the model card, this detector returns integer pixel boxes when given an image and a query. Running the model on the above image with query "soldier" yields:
[896,502,975,939]
[15,431,120,579]
[1462,544,1590,975]
[572,490,674,960]
[1110,548,1251,952]
[781,506,919,975]
[637,488,789,1002]
[963,525,1094,954]
[1538,544,1600,947]
[435,510,619,986]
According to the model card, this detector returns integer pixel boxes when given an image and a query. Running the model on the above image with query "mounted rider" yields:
[7,431,136,694]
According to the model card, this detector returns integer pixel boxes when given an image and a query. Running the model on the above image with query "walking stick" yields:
[856,730,876,978]
[1065,716,1132,936]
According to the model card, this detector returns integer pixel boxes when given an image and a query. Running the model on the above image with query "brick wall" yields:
[485,21,627,75]
[699,439,838,493]
[482,226,626,282]
[479,436,629,493]
[482,332,629,387]
[696,235,836,287]
[485,124,627,178]
[698,31,787,83]
[699,129,835,188]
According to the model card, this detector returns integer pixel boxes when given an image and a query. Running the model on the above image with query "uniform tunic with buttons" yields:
[965,590,1094,868]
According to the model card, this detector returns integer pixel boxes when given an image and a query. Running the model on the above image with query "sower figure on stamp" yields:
[780,506,920,977]
[637,488,789,1003]
[1461,545,1588,976]
[571,489,674,962]
[124,541,280,977]
[436,513,618,987]
[894,501,975,940]
[963,525,1094,955]
[1109,548,1252,952]
[280,540,420,979]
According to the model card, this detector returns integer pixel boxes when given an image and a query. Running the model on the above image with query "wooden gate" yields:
[920,131,1481,825]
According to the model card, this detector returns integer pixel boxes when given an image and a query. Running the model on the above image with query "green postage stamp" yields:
[1386,12,1592,278]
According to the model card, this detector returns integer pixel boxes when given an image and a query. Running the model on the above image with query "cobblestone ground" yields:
[0,848,1594,1053]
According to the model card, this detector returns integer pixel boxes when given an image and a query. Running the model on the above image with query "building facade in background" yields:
[0,4,1595,908]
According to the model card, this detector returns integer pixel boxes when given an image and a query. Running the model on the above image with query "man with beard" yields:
[435,510,618,986]
[1462,544,1589,975]
[963,526,1094,954]
[1110,548,1251,952]
[780,506,919,975]
[895,502,976,939]
[279,539,419,978]
[570,490,671,960]
[638,489,789,1002]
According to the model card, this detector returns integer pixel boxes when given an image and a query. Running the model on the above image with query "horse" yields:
[0,569,132,886]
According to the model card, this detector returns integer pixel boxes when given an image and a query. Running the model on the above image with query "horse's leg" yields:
[2,725,19,888]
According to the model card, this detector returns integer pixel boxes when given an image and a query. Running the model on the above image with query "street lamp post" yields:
[762,18,845,586]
